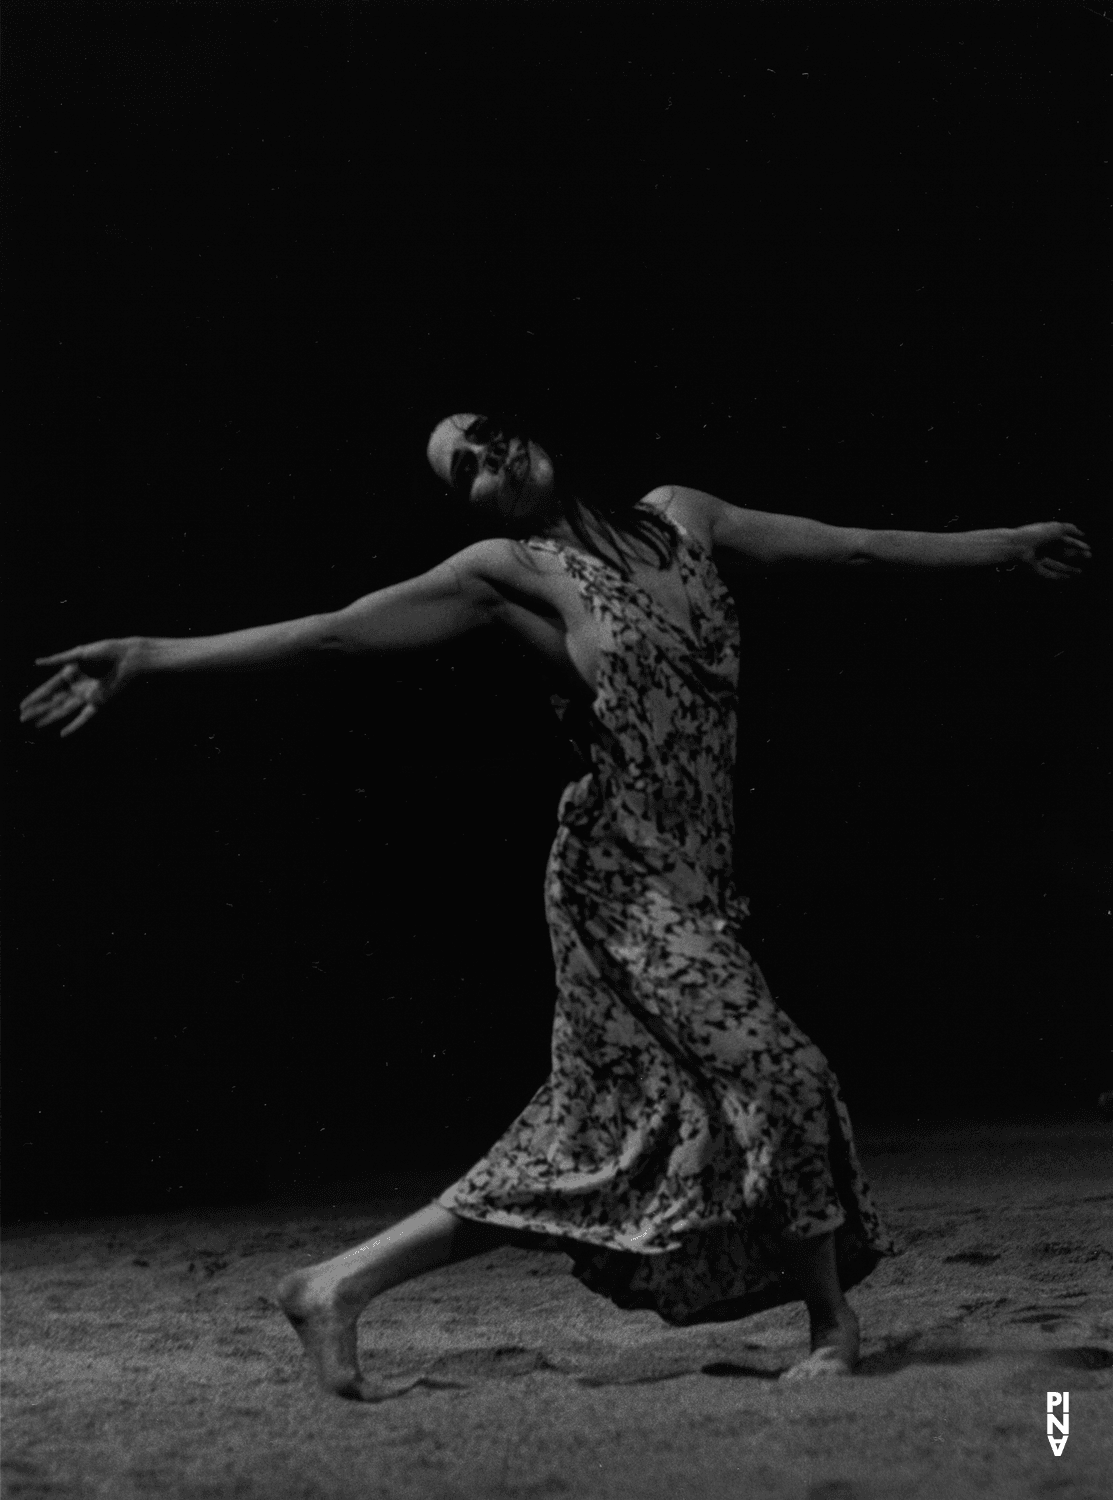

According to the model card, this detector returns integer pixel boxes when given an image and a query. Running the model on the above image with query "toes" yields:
[780,1350,855,1381]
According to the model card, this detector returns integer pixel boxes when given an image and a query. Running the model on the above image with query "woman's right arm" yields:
[149,543,510,668]
[20,541,519,737]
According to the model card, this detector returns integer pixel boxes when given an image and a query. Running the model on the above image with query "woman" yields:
[21,412,1090,1395]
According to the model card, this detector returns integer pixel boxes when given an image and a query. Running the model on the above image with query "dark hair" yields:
[558,489,677,576]
[461,414,677,576]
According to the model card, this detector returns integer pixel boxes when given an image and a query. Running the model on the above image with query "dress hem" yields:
[436,1192,852,1258]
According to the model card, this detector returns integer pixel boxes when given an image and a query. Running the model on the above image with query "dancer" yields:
[21,413,1090,1394]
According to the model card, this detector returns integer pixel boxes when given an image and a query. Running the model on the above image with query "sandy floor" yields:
[2,1122,1111,1500]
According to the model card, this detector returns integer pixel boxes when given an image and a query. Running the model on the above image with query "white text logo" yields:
[1046,1391,1069,1456]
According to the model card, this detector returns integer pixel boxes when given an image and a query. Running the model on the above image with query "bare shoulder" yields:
[639,485,721,550]
[444,536,566,600]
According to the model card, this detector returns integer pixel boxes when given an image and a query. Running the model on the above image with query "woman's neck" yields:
[538,503,645,575]
[536,493,602,545]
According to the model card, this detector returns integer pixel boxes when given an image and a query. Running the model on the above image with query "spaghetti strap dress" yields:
[438,504,895,1325]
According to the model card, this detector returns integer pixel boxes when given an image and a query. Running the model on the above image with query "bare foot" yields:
[277,1268,420,1402]
[780,1303,859,1382]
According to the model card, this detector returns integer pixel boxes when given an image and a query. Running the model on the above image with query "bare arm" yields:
[145,546,507,671]
[20,541,524,737]
[662,486,1091,577]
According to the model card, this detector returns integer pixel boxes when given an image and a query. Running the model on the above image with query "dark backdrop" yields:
[3,1,1110,1219]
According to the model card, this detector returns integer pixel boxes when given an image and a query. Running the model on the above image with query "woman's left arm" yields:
[665,486,1091,580]
[848,520,1090,578]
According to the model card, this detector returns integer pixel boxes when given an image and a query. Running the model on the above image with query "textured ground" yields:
[3,1122,1112,1500]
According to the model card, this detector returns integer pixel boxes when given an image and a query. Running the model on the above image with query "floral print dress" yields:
[438,505,894,1325]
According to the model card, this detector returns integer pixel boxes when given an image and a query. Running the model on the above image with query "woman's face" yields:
[426,413,556,527]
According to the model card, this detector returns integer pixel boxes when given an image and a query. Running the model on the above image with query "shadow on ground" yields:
[2,1121,1111,1499]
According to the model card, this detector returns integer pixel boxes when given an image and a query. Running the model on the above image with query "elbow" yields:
[314,612,355,655]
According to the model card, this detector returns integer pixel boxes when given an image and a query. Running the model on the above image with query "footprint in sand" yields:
[385,1344,781,1390]
[1028,1240,1113,1269]
[856,1342,986,1377]
[700,1359,781,1382]
[419,1345,557,1383]
[1000,1343,1113,1395]
[1007,1303,1088,1332]
[371,1338,1113,1394]
[576,1342,782,1386]
[1044,1346,1113,1371]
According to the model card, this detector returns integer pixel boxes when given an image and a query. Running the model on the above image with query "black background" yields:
[3,1,1110,1220]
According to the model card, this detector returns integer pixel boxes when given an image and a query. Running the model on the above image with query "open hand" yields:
[1014,522,1091,581]
[20,638,146,738]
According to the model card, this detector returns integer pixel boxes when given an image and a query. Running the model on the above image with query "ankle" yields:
[810,1296,852,1344]
[809,1299,856,1337]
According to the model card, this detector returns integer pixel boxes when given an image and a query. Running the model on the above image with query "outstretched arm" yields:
[20,541,520,737]
[148,544,509,667]
[663,486,1091,578]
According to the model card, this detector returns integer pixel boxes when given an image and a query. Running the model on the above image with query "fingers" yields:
[59,704,98,738]
[19,700,58,726]
[20,669,103,733]
[1022,522,1092,582]
[19,665,80,712]
[1023,523,1091,560]
[1054,525,1092,563]
[35,647,95,667]
[20,691,74,724]
[21,691,94,731]
[1061,536,1092,558]
[33,698,87,729]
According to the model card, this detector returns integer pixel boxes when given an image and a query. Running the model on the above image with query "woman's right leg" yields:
[277,1203,508,1400]
[778,1230,859,1380]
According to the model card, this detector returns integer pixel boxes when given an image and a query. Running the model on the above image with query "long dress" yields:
[438,506,895,1325]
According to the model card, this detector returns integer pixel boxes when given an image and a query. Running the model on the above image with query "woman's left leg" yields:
[778,1230,859,1379]
[277,1203,509,1400]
